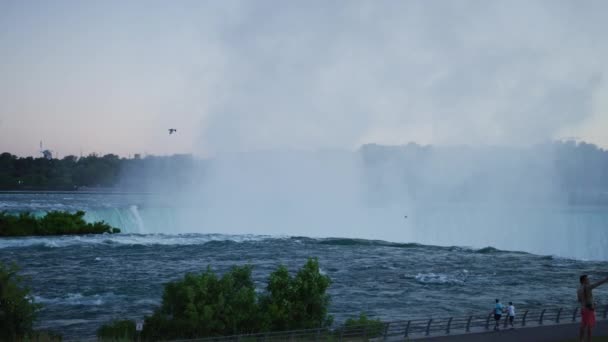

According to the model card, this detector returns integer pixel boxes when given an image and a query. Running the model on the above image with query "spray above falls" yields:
[112,141,608,260]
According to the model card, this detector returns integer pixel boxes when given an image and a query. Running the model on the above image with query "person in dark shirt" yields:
[492,299,504,331]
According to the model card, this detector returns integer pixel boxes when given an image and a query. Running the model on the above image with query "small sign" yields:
[136,321,144,332]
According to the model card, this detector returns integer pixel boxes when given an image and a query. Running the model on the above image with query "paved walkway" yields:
[417,320,608,341]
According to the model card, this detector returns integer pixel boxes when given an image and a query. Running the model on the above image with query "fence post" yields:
[383,322,389,340]
[446,317,453,334]
[466,315,473,332]
[556,308,562,323]
[539,309,546,325]
[425,319,433,336]
[604,305,608,319]
[572,308,579,322]
[485,313,491,330]
[404,320,411,338]
[522,310,529,327]
[315,328,321,341]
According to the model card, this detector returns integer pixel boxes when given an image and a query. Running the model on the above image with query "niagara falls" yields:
[2,1,608,340]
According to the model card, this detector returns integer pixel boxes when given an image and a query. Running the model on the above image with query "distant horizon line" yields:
[2,138,606,159]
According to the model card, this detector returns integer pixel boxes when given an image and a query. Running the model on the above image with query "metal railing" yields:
[174,304,608,341]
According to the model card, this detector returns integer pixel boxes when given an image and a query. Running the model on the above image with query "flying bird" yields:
[168,128,177,135]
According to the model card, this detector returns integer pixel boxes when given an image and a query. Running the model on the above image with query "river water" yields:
[1,192,607,338]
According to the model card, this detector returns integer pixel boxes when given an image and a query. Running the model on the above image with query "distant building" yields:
[134,154,141,160]
[39,141,53,160]
[41,149,53,160]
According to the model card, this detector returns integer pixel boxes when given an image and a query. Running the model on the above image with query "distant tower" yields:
[39,141,53,160]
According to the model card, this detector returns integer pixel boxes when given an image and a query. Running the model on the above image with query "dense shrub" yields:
[23,331,63,341]
[342,313,385,338]
[260,265,292,331]
[0,211,120,236]
[0,262,41,340]
[97,319,136,341]
[113,258,334,340]
[142,265,259,340]
[261,258,332,330]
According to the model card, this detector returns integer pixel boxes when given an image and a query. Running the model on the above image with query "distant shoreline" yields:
[0,190,155,195]
[2,190,608,206]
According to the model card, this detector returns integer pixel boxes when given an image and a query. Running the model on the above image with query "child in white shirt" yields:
[507,302,515,328]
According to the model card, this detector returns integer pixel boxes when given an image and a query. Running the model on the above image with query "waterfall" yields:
[129,205,145,234]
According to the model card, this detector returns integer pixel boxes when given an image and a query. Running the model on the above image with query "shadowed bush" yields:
[342,313,385,338]
[260,258,333,331]
[98,258,332,340]
[0,210,120,236]
[0,262,42,340]
[97,320,136,341]
[141,264,260,339]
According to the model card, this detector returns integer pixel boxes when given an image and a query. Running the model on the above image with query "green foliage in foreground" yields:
[0,262,42,340]
[97,320,136,341]
[100,258,333,340]
[0,210,120,236]
[343,313,386,338]
[18,331,63,342]
[141,265,260,339]
[260,258,333,331]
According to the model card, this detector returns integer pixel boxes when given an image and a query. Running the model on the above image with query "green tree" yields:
[142,265,259,340]
[260,265,292,331]
[0,262,41,340]
[288,258,333,329]
[102,259,333,340]
[261,258,333,331]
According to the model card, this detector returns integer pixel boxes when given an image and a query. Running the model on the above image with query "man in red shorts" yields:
[578,274,608,342]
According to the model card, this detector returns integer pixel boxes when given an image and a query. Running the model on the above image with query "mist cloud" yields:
[192,0,607,154]
[1,0,607,156]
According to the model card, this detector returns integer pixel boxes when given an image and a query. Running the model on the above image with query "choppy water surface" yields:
[1,193,608,338]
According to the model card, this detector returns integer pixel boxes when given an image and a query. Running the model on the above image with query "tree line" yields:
[360,140,608,204]
[2,140,608,203]
[0,152,196,191]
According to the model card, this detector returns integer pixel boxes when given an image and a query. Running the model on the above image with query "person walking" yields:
[506,302,515,329]
[492,299,504,331]
[578,274,608,342]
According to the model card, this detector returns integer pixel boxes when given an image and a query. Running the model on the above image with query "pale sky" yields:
[1,0,608,157]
